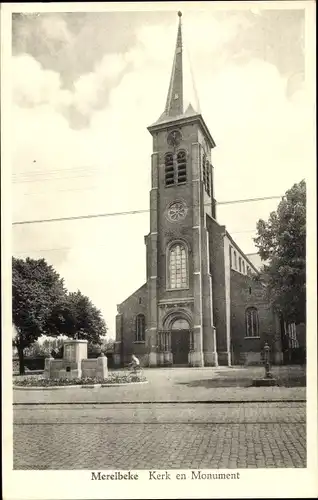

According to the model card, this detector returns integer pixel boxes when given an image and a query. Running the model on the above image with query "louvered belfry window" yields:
[164,151,187,186]
[177,150,187,184]
[165,153,174,186]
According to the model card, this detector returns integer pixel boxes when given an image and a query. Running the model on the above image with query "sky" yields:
[11,7,311,338]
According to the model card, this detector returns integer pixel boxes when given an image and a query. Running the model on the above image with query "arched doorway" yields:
[170,318,190,365]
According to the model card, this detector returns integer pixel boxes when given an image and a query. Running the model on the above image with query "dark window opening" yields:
[202,154,211,196]
[205,161,211,196]
[249,287,252,295]
[165,153,174,186]
[233,251,237,269]
[66,366,71,372]
[245,307,259,337]
[135,314,146,342]
[177,150,187,184]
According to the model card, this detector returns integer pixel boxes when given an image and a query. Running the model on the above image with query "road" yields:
[13,401,306,470]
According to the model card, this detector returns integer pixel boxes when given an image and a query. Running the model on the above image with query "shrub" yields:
[14,372,146,387]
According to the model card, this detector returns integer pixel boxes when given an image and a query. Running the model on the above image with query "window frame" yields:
[164,150,187,187]
[245,307,260,338]
[164,152,174,187]
[135,314,146,342]
[233,250,237,270]
[166,240,190,291]
[176,149,187,185]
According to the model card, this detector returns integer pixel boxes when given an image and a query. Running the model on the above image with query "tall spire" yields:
[154,12,199,125]
[164,11,183,117]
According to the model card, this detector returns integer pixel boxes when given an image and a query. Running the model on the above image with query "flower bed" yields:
[14,372,146,387]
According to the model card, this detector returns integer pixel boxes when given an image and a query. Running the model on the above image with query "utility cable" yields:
[12,195,283,226]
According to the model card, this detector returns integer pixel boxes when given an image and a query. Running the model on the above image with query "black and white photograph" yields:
[2,1,317,499]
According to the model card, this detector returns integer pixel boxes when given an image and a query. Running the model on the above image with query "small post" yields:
[264,342,272,378]
[252,342,277,386]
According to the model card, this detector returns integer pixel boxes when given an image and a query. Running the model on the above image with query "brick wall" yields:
[207,217,228,363]
[230,270,281,365]
[116,283,149,365]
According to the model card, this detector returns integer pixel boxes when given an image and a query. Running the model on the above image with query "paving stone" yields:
[13,402,306,470]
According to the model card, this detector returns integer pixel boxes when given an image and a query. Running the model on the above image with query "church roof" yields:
[150,12,201,127]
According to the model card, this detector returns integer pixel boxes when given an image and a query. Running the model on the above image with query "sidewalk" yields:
[13,366,306,405]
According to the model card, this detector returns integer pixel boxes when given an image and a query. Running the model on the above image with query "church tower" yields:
[145,12,218,366]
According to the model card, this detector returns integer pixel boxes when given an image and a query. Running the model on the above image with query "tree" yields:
[50,290,107,344]
[12,257,66,374]
[254,180,306,324]
[25,336,65,358]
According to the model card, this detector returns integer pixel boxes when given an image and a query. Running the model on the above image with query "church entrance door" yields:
[170,318,190,366]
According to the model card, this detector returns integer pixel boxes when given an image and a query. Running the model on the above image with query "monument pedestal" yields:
[44,339,88,379]
[252,377,278,387]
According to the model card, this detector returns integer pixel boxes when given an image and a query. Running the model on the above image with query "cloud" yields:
[11,13,311,336]
[40,15,74,44]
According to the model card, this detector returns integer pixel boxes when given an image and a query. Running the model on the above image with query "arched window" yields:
[135,314,145,342]
[245,307,259,337]
[168,243,188,289]
[177,150,187,184]
[171,318,190,330]
[165,153,174,187]
[238,257,242,272]
[233,250,237,269]
[242,261,246,274]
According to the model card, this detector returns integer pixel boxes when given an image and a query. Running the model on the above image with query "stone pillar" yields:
[96,353,108,378]
[44,354,53,379]
[164,351,173,365]
[158,351,164,366]
[146,152,159,366]
[202,232,218,366]
[191,142,204,367]
[189,327,204,366]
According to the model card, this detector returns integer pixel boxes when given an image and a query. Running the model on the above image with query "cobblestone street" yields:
[13,402,306,470]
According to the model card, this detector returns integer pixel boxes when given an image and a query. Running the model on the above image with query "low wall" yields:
[44,355,108,379]
[82,357,108,378]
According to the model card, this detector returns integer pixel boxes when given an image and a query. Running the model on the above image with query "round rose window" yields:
[167,201,187,222]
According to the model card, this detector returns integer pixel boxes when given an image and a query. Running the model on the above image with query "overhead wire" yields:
[12,195,283,226]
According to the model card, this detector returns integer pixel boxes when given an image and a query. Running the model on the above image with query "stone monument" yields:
[44,339,108,380]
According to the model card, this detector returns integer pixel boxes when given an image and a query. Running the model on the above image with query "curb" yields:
[13,399,306,405]
[13,381,149,391]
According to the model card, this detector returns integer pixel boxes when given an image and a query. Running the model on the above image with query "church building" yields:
[114,13,283,367]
